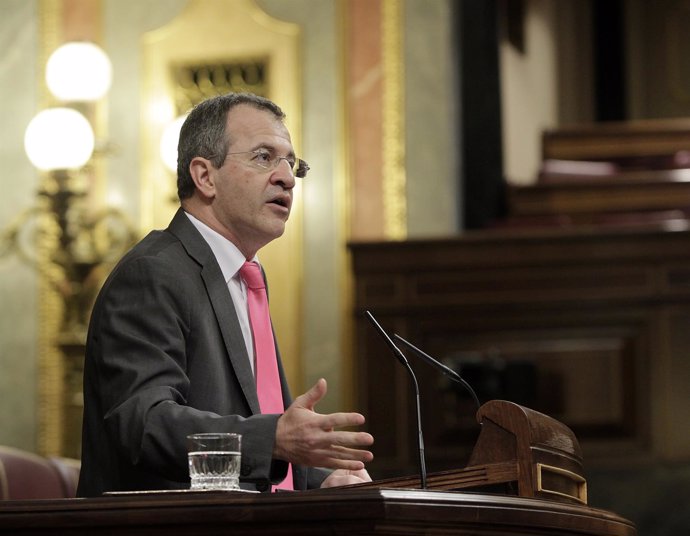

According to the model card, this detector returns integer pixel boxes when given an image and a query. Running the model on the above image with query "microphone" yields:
[365,311,427,489]
[393,334,481,412]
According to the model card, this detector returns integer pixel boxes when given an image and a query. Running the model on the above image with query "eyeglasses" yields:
[225,149,310,178]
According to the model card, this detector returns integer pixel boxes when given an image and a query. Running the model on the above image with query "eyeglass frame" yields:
[217,149,310,178]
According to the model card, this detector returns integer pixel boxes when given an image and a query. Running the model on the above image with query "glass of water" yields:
[187,433,241,491]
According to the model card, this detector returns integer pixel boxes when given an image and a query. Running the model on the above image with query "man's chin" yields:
[266,222,287,241]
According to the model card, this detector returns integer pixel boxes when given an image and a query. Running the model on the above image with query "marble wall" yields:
[405,0,460,236]
[0,0,40,451]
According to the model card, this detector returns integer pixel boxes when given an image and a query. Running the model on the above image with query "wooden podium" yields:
[355,400,588,505]
[0,400,636,535]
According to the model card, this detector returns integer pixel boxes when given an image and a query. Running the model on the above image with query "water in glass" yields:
[188,450,241,490]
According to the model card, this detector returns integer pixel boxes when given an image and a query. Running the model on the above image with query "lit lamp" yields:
[45,42,113,102]
[24,107,95,170]
[0,40,137,458]
[159,114,187,174]
[2,41,134,339]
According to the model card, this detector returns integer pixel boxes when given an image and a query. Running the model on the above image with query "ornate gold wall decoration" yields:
[381,0,407,240]
[37,0,65,457]
[26,0,138,458]
[141,0,305,391]
[171,59,269,113]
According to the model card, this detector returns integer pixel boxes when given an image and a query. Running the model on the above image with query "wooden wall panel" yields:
[350,226,690,478]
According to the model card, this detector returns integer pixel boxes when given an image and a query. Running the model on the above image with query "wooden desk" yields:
[506,169,690,225]
[541,118,690,163]
[516,119,690,227]
[0,488,636,535]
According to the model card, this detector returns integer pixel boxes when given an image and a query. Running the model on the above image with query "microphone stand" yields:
[365,311,427,489]
[393,333,481,411]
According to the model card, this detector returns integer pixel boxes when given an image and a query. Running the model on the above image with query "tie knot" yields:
[239,261,265,290]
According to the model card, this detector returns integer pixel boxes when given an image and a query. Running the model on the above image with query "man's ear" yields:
[189,156,216,199]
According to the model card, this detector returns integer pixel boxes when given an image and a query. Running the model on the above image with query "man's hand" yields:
[320,468,372,488]
[274,378,374,471]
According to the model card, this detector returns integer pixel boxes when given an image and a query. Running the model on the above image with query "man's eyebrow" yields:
[252,143,295,158]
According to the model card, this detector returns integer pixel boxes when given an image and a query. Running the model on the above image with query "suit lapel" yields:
[168,209,261,414]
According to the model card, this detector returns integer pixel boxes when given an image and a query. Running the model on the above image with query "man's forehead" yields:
[226,105,293,153]
[226,104,291,140]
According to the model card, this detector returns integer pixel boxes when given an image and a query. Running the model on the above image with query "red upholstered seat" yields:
[0,445,80,500]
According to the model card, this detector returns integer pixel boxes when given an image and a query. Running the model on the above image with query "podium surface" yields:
[0,488,636,536]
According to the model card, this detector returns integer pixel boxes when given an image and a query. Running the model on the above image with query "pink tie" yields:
[239,261,293,491]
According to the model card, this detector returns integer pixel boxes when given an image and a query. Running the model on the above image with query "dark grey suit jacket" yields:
[77,209,327,496]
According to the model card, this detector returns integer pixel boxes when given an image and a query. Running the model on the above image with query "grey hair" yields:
[176,92,286,200]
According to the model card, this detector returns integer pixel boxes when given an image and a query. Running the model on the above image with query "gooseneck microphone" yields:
[365,311,427,489]
[393,334,481,412]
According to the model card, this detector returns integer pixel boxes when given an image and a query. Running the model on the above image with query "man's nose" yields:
[272,158,296,187]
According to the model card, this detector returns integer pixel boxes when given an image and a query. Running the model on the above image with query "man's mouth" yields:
[268,194,291,210]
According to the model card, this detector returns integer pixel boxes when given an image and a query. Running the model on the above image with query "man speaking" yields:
[77,93,374,496]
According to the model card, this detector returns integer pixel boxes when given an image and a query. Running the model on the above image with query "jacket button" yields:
[240,465,251,477]
[256,482,269,493]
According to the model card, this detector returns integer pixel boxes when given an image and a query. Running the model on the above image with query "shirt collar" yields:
[184,211,259,283]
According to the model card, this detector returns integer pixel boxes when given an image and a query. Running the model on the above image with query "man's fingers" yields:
[307,444,373,466]
[321,468,372,488]
[327,444,374,462]
[319,411,367,430]
[327,459,367,471]
[307,452,368,472]
[326,430,374,449]
[292,378,327,410]
[277,380,376,470]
